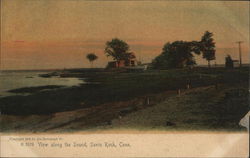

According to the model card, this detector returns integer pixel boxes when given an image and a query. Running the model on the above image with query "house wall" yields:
[107,59,137,68]
[118,60,126,67]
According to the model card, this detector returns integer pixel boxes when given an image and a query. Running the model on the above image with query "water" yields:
[0,71,84,97]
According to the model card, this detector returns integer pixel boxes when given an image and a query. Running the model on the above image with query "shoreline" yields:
[0,68,249,132]
[0,84,248,132]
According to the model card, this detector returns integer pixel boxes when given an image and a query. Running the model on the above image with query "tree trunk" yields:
[91,61,93,68]
[208,60,211,68]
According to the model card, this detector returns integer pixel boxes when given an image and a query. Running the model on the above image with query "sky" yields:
[1,0,249,70]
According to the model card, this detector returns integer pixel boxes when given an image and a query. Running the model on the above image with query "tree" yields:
[151,41,200,69]
[225,55,233,68]
[86,53,98,68]
[104,38,133,67]
[200,31,216,68]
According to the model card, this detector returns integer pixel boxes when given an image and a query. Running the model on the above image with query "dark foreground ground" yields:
[0,67,249,132]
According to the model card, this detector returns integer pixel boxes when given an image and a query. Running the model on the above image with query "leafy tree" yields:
[225,55,233,68]
[104,38,133,67]
[152,41,200,69]
[86,53,98,68]
[200,31,216,67]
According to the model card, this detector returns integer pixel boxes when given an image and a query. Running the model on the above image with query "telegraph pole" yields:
[0,0,1,71]
[0,0,2,72]
[236,41,243,67]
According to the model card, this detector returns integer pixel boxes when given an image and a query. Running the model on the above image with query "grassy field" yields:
[95,85,248,131]
[0,67,249,132]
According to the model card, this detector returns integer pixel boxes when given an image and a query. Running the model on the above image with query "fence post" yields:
[147,97,150,105]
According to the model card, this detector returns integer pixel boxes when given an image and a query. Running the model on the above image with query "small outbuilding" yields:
[232,60,239,67]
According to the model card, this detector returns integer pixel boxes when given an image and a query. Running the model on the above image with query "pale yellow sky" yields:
[1,0,249,70]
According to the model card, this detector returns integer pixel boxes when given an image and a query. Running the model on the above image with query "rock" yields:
[119,107,137,116]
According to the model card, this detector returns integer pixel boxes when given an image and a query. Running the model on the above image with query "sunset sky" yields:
[1,0,249,70]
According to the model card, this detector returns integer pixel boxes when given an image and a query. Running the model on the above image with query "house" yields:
[107,52,137,68]
[107,59,137,68]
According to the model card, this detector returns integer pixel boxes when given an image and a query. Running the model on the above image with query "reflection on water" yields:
[0,71,84,97]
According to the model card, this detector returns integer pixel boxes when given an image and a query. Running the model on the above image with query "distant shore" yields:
[1,63,250,72]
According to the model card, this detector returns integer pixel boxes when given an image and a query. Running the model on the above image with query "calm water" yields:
[0,71,84,97]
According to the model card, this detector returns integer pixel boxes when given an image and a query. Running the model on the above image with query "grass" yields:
[96,85,248,131]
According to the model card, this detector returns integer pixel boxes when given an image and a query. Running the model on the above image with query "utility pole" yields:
[0,0,1,71]
[236,41,243,67]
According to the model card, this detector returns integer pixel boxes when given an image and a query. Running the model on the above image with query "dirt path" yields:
[0,88,178,132]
